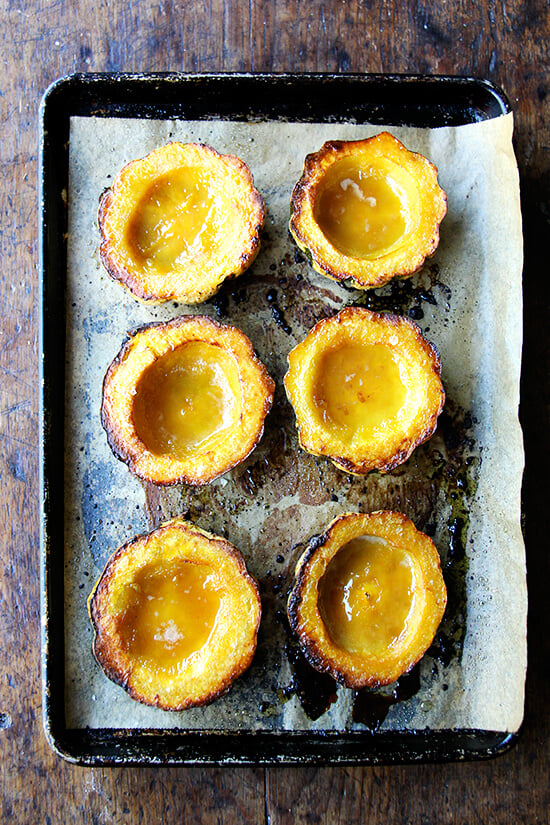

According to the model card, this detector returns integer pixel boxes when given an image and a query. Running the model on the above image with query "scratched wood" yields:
[1,0,549,822]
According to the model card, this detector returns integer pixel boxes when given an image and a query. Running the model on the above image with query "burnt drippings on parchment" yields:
[426,400,480,667]
[207,244,342,351]
[350,262,452,322]
[81,456,147,571]
[352,667,422,731]
[209,245,450,366]
[282,633,338,721]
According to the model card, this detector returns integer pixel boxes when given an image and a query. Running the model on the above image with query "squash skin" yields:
[290,132,447,289]
[284,306,445,475]
[101,315,275,486]
[98,142,265,304]
[287,511,447,689]
[88,518,262,710]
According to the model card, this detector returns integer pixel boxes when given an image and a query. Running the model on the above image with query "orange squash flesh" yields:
[88,518,262,710]
[290,132,447,289]
[284,307,445,475]
[287,511,447,689]
[98,142,265,304]
[101,315,274,486]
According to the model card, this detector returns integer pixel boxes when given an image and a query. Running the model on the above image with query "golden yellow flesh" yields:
[117,560,221,672]
[125,167,217,270]
[312,343,407,436]
[132,341,242,458]
[314,160,409,259]
[318,535,416,657]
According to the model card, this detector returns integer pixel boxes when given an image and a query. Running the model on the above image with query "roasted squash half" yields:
[288,511,447,689]
[98,142,265,304]
[290,132,447,289]
[284,307,445,475]
[88,518,262,710]
[101,315,274,485]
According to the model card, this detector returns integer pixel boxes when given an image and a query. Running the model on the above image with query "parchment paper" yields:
[64,112,525,734]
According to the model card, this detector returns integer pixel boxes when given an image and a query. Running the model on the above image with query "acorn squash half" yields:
[284,307,445,475]
[289,132,447,289]
[288,511,447,689]
[88,518,262,710]
[101,315,275,485]
[98,142,265,304]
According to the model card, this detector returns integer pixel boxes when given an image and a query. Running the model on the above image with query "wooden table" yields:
[1,2,548,822]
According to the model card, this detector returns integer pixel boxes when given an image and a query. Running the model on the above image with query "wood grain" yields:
[1,0,549,822]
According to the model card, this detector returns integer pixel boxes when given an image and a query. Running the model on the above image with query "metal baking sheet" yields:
[39,72,522,765]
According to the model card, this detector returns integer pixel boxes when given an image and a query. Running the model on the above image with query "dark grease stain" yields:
[270,303,292,334]
[210,290,229,318]
[426,400,481,664]
[81,459,145,567]
[408,305,424,320]
[266,288,292,334]
[230,283,249,306]
[283,637,338,720]
[352,264,451,320]
[240,466,259,497]
[352,667,421,730]
[140,479,165,529]
[264,252,342,333]
[294,247,306,265]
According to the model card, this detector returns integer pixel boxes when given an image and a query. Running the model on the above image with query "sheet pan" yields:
[39,73,524,765]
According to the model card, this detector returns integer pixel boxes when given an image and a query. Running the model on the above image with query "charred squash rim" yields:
[88,518,262,710]
[98,142,265,304]
[289,132,447,289]
[101,315,275,486]
[283,306,445,475]
[287,511,447,689]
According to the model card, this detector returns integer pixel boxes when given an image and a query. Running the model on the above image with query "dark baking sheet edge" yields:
[39,71,517,766]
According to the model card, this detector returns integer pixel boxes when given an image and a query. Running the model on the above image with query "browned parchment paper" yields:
[64,113,525,733]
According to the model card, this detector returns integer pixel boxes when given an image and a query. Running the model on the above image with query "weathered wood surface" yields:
[1,1,548,822]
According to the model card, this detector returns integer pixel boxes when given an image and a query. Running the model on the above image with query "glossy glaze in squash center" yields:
[125,168,216,271]
[132,341,241,458]
[314,159,410,259]
[312,342,407,436]
[117,559,221,673]
[318,535,416,657]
